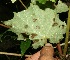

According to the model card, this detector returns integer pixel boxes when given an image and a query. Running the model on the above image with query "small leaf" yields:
[11,0,16,3]
[36,0,56,4]
[20,39,31,56]
[37,0,47,4]
[50,0,56,2]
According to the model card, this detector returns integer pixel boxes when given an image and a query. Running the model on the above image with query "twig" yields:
[0,41,69,57]
[19,0,27,9]
[54,41,70,48]
[63,6,70,56]
[25,55,32,57]
[0,52,21,56]
[0,24,11,28]
[56,43,62,55]
[5,55,10,60]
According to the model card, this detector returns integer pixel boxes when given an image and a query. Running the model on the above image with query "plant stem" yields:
[0,52,21,56]
[19,0,27,9]
[63,6,70,56]
[56,43,62,55]
[0,24,11,28]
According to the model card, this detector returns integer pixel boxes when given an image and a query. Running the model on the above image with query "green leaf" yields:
[20,39,31,56]
[37,0,47,4]
[36,0,56,4]
[50,0,56,2]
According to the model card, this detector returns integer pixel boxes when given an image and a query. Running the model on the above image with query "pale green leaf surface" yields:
[11,0,16,3]
[55,0,69,13]
[3,1,69,49]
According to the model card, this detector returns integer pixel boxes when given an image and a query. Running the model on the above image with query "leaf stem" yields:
[0,24,11,28]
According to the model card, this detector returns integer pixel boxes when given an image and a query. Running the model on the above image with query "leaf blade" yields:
[20,39,31,56]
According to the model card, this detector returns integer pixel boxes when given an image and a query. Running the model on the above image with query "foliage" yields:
[3,0,69,49]
[11,0,16,3]
[0,0,70,58]
[20,39,31,56]
[31,0,56,4]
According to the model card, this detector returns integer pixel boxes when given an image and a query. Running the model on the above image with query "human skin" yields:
[25,43,60,60]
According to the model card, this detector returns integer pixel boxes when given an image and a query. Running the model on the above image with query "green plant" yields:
[0,0,70,58]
